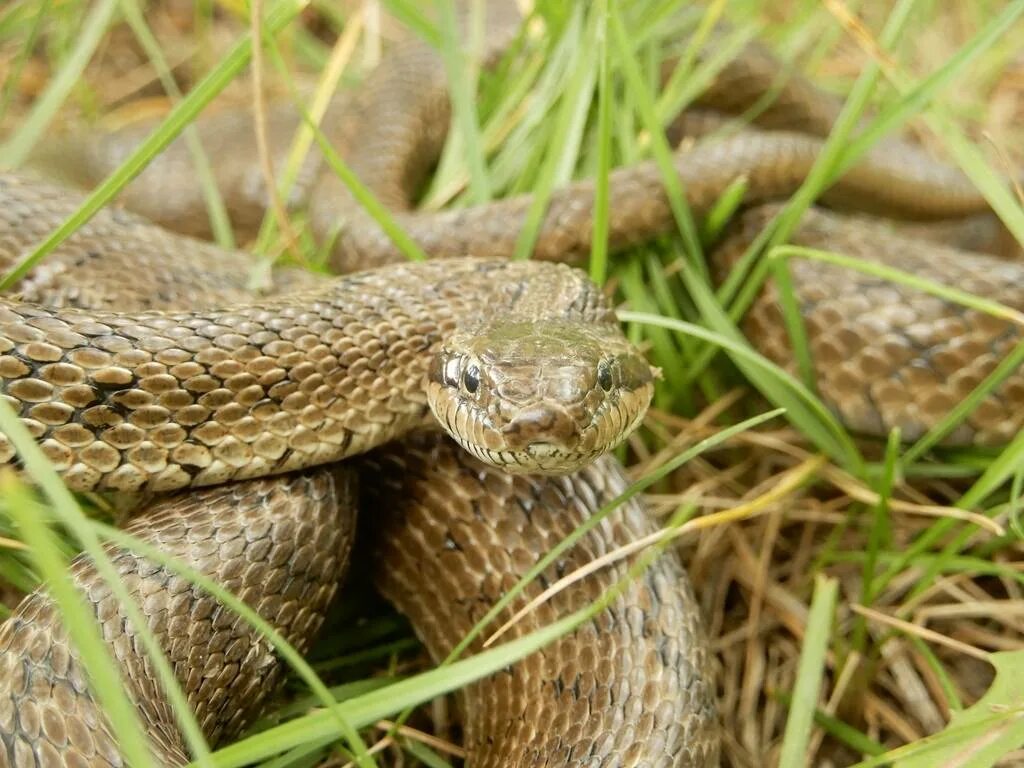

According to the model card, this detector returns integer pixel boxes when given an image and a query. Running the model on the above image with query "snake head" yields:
[426,319,656,474]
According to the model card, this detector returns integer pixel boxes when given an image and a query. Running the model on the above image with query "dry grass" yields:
[642,402,1022,765]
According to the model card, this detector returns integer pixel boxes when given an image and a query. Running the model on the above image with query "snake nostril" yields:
[501,405,578,449]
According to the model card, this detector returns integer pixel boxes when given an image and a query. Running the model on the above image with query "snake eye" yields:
[597,360,614,392]
[463,364,480,394]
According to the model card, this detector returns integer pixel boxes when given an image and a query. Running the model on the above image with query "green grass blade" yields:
[771,695,886,757]
[778,574,839,768]
[300,106,427,261]
[251,7,364,259]
[1011,465,1024,540]
[888,652,1024,768]
[0,1,34,34]
[840,0,1024,181]
[769,248,816,392]
[909,637,963,714]
[922,108,1024,247]
[767,0,918,246]
[607,2,703,264]
[620,260,690,410]
[512,5,597,260]
[656,21,759,130]
[436,0,491,204]
[773,245,1024,324]
[621,310,861,469]
[0,473,159,767]
[903,339,1024,465]
[588,0,612,285]
[875,426,1024,600]
[403,741,454,768]
[0,0,49,125]
[852,429,899,656]
[117,0,236,249]
[0,398,209,766]
[0,0,119,167]
[701,174,750,243]
[381,0,441,48]
[0,0,310,291]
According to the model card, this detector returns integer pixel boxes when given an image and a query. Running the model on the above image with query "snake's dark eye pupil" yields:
[598,361,613,392]
[463,364,480,393]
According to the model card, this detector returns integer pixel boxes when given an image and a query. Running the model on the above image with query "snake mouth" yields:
[449,436,604,475]
[436,391,654,475]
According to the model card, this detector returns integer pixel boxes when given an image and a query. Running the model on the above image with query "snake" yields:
[1,3,1022,767]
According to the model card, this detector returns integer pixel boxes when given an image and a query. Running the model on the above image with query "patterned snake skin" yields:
[1,2,1022,767]
[0,469,358,766]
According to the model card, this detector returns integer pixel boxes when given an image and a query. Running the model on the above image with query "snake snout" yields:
[500,404,579,450]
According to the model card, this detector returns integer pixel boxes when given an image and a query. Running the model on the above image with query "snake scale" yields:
[1,3,1022,767]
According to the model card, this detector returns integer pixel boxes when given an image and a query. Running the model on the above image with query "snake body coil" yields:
[0,469,357,766]
[1,436,719,767]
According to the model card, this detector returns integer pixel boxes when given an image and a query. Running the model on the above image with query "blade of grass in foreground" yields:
[588,0,612,286]
[766,0,919,247]
[380,0,441,48]
[0,0,119,167]
[0,473,159,768]
[0,0,310,291]
[833,0,1024,248]
[874,425,1024,605]
[848,690,1024,768]
[851,429,899,657]
[512,4,597,260]
[777,574,838,768]
[300,105,427,262]
[839,0,1024,185]
[403,740,455,768]
[118,0,236,249]
[620,311,861,470]
[0,0,49,126]
[436,0,491,204]
[252,6,365,258]
[922,107,1024,247]
[0,398,212,766]
[607,1,702,265]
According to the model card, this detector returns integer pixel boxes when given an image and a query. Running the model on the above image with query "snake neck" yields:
[0,258,640,492]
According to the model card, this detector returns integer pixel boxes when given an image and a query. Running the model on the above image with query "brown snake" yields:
[1,3,1022,767]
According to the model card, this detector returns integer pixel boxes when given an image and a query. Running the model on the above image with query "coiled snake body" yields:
[1,5,1022,767]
